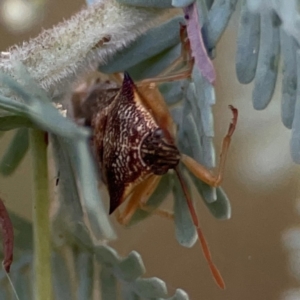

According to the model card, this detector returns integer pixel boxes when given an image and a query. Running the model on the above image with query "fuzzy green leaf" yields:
[280,29,298,129]
[190,171,231,220]
[117,0,173,8]
[68,138,116,240]
[100,267,118,300]
[236,0,260,84]
[77,252,94,300]
[166,289,189,300]
[127,43,181,81]
[116,251,145,281]
[95,245,121,266]
[9,212,33,252]
[130,277,168,298]
[252,11,280,110]
[52,252,73,300]
[203,0,238,50]
[173,172,197,248]
[0,116,35,131]
[172,0,194,7]
[99,16,183,73]
[0,128,29,176]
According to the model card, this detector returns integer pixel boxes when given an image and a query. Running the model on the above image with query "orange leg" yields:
[115,175,161,226]
[182,105,238,187]
[138,25,194,86]
[138,203,174,220]
[174,106,237,290]
[132,24,194,141]
[175,168,225,289]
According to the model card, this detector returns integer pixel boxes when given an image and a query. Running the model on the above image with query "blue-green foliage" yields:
[3,0,300,298]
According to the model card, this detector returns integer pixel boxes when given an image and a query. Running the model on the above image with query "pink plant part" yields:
[0,198,13,273]
[184,3,216,83]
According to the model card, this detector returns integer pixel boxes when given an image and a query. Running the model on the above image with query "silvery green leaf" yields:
[192,67,215,139]
[12,62,50,105]
[121,285,139,300]
[195,0,209,26]
[282,228,300,250]
[236,0,260,84]
[0,94,29,115]
[166,289,189,300]
[28,100,88,140]
[13,268,32,300]
[95,245,121,266]
[130,277,168,298]
[0,116,34,131]
[183,81,216,176]
[290,51,300,163]
[173,172,197,247]
[172,0,194,7]
[100,267,118,300]
[116,251,145,281]
[252,10,280,110]
[0,72,33,104]
[206,187,231,220]
[189,171,231,219]
[280,29,298,129]
[183,83,203,143]
[203,0,238,51]
[73,223,98,249]
[100,17,183,73]
[0,128,29,176]
[159,80,185,106]
[0,286,9,300]
[180,95,216,202]
[68,138,116,241]
[9,213,33,252]
[117,0,173,8]
[183,112,204,164]
[127,43,181,81]
[170,106,183,126]
[52,252,73,300]
[51,136,103,249]
[50,135,104,250]
[77,252,93,300]
[128,174,172,226]
[0,72,88,140]
[50,135,84,231]
[10,253,32,272]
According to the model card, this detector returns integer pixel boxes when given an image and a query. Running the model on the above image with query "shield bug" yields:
[71,26,238,289]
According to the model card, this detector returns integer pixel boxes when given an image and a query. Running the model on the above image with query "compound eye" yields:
[153,128,164,139]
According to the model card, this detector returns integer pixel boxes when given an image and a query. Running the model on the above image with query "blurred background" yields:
[0,0,299,299]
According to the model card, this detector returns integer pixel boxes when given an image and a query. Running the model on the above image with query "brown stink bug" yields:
[71,26,238,289]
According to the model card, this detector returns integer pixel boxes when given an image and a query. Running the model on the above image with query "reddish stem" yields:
[0,198,14,273]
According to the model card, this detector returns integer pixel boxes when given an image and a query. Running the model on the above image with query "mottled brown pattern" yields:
[141,129,180,175]
[73,79,119,126]
[92,73,162,213]
[74,73,181,214]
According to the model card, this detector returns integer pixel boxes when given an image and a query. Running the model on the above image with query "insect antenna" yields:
[174,167,225,289]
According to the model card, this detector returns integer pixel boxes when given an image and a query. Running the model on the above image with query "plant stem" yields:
[30,129,53,300]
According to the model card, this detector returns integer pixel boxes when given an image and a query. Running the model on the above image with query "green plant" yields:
[0,0,299,299]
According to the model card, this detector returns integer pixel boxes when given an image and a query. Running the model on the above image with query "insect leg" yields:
[175,168,225,289]
[115,175,161,226]
[137,24,194,85]
[182,106,238,187]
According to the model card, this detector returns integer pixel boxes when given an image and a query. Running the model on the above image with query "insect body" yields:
[91,73,180,214]
[72,26,238,290]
